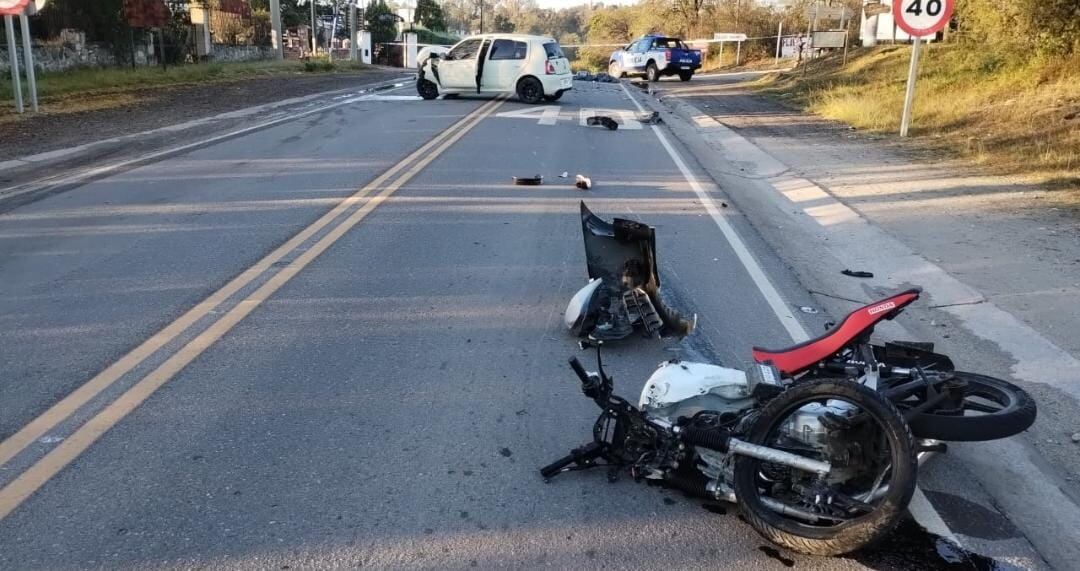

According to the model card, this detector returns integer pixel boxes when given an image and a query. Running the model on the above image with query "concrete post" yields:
[270,0,284,59]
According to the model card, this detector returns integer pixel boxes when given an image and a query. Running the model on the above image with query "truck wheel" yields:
[516,76,544,104]
[608,61,623,79]
[678,71,693,82]
[417,79,439,100]
[645,62,660,82]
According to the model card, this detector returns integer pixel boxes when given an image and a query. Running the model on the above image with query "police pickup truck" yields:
[608,35,702,82]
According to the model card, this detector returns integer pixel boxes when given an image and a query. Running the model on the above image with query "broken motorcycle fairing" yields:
[564,202,694,340]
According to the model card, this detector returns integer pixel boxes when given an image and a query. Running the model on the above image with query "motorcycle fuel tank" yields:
[639,361,755,421]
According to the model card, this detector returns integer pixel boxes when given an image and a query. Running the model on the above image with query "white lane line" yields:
[619,80,962,546]
[618,81,807,343]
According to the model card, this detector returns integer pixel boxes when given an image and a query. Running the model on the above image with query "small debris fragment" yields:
[586,116,619,130]
[1071,433,1080,443]
[799,306,819,314]
[842,269,874,279]
[720,202,728,208]
[639,111,663,125]
[575,175,592,190]
[498,447,513,457]
[559,171,569,178]
[513,175,543,186]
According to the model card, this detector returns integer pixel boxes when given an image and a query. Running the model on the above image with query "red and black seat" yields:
[753,288,922,375]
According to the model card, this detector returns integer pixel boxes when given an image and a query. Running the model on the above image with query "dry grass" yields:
[755,45,1080,180]
[0,58,369,117]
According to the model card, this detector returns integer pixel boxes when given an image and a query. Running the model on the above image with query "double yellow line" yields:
[0,96,505,520]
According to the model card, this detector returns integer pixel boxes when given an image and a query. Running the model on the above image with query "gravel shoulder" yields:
[0,69,405,162]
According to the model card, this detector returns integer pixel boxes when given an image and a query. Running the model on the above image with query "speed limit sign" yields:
[893,0,954,37]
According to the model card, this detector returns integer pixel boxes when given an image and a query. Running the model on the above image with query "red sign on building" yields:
[123,0,171,28]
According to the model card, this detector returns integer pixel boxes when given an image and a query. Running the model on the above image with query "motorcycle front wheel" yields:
[733,378,917,556]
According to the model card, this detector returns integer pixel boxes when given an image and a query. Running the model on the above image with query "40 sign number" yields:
[893,0,954,37]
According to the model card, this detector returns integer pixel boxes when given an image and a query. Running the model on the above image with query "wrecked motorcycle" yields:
[564,202,695,341]
[544,289,1037,555]
[753,287,1037,443]
[543,342,917,555]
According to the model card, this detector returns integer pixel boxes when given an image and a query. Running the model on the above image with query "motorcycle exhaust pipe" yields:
[679,427,831,475]
[727,439,832,475]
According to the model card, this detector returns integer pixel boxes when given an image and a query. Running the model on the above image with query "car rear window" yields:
[653,38,687,49]
[543,42,564,59]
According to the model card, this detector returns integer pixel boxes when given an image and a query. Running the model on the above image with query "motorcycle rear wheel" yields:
[733,378,917,556]
[905,372,1036,441]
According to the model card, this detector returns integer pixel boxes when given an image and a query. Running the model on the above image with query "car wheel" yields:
[646,62,660,82]
[516,76,544,104]
[678,71,693,82]
[416,78,439,100]
[543,90,563,102]
[608,61,623,79]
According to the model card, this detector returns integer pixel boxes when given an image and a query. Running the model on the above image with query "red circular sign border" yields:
[891,0,955,37]
[0,0,31,16]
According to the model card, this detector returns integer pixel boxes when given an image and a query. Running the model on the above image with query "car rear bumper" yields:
[664,63,701,73]
[541,73,574,95]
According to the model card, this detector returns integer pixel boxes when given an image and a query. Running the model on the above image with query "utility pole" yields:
[775,20,782,66]
[349,1,358,61]
[270,0,283,59]
[310,0,317,56]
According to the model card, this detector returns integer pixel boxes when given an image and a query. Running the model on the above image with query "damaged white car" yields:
[416,34,573,104]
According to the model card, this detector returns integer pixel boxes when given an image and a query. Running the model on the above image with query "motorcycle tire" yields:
[733,378,917,556]
[906,372,1036,442]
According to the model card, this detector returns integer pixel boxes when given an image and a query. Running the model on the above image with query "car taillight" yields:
[665,49,672,61]
[545,60,556,74]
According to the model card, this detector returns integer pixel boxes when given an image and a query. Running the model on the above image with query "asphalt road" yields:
[0,79,988,570]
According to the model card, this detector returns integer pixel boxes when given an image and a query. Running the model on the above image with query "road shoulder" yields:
[639,77,1075,570]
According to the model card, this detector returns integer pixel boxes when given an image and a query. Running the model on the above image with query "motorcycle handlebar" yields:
[568,357,590,385]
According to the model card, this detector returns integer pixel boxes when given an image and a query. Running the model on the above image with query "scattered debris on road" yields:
[799,306,819,314]
[1072,432,1080,443]
[573,71,619,83]
[513,175,543,186]
[559,171,569,178]
[586,116,619,130]
[842,269,875,278]
[639,111,663,125]
[575,175,592,190]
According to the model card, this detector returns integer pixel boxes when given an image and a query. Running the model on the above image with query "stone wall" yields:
[0,42,272,73]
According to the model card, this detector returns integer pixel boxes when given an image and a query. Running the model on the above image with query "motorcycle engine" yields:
[778,400,867,482]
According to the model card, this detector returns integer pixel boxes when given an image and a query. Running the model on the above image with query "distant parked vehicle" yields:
[608,35,702,82]
[416,34,573,104]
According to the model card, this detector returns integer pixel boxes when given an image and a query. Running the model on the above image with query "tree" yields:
[491,12,514,33]
[365,0,399,44]
[414,0,447,31]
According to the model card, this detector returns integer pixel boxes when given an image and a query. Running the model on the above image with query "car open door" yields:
[437,38,483,90]
[482,38,528,92]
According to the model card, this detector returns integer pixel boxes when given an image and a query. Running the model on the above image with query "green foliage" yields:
[956,0,1079,56]
[415,0,447,31]
[365,0,398,44]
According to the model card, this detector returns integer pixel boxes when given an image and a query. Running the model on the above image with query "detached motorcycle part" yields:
[577,202,694,339]
[904,372,1036,441]
[733,378,917,556]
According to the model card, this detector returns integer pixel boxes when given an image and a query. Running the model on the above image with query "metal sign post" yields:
[1,0,30,112]
[893,0,954,136]
[18,11,35,111]
[774,21,782,66]
[3,14,22,113]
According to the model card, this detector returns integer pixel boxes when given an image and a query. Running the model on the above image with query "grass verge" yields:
[754,45,1080,180]
[1,58,370,113]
